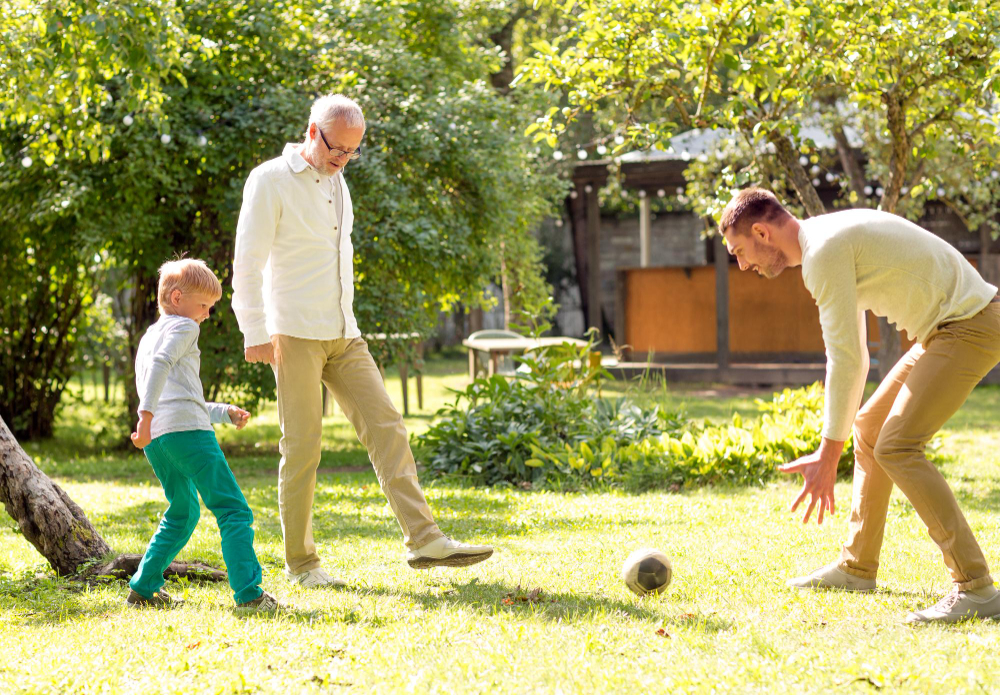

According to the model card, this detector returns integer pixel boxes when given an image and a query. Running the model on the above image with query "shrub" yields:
[414,339,866,490]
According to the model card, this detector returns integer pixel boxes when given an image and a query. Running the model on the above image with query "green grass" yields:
[3,354,1000,694]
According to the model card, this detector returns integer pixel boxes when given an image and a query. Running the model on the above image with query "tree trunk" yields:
[489,16,517,95]
[768,132,827,217]
[499,241,512,331]
[832,127,868,201]
[981,225,999,286]
[0,415,112,575]
[1,415,229,584]
[881,90,908,215]
[871,92,909,378]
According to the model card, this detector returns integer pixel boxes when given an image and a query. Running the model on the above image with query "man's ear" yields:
[751,222,769,242]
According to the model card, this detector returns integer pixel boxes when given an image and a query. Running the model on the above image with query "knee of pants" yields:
[853,417,879,456]
[165,500,201,534]
[214,504,254,530]
[872,430,922,472]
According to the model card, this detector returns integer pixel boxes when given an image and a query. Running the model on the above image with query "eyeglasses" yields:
[317,127,362,161]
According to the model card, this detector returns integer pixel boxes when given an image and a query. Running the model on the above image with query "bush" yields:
[414,345,860,490]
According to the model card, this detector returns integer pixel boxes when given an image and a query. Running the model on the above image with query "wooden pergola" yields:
[567,156,734,371]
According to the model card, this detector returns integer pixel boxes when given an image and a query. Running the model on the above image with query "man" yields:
[719,187,1000,623]
[232,94,493,587]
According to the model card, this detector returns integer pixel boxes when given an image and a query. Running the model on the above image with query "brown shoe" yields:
[126,588,175,609]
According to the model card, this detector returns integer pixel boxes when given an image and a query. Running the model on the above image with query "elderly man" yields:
[719,187,1000,623]
[232,94,493,587]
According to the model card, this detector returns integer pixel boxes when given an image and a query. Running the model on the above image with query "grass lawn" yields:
[3,352,1000,694]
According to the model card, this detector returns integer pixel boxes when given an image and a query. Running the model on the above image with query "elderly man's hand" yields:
[244,343,274,365]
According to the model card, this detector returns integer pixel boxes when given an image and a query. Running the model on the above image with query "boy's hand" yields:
[131,412,153,449]
[229,406,251,430]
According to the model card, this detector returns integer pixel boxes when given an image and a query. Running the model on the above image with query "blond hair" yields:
[157,258,222,315]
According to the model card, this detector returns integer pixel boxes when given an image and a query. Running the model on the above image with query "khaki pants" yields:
[839,300,1000,590]
[272,335,442,573]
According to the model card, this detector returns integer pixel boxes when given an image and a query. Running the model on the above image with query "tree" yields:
[2,0,563,576]
[0,0,186,165]
[519,0,1000,373]
[0,131,103,439]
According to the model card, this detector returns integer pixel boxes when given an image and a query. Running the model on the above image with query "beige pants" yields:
[272,335,442,573]
[839,300,1000,590]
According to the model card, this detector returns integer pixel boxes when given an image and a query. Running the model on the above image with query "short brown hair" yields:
[718,187,791,237]
[157,258,223,315]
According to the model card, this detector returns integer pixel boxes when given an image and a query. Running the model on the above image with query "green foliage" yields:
[0,127,101,439]
[2,0,563,435]
[519,0,1000,220]
[622,384,855,490]
[0,0,188,164]
[417,340,856,489]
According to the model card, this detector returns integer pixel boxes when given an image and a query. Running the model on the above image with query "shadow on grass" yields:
[0,573,727,630]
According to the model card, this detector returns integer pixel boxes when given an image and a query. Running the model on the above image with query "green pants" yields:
[130,429,263,605]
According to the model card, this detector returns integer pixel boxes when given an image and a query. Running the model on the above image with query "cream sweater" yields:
[798,209,997,441]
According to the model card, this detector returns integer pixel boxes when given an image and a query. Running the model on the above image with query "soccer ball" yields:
[621,548,672,596]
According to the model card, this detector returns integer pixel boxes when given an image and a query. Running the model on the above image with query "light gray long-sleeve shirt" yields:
[799,209,998,441]
[135,315,232,440]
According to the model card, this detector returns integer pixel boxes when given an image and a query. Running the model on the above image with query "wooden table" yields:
[461,336,589,381]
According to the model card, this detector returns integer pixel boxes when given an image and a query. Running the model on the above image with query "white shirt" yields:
[799,209,998,441]
[232,143,359,348]
[135,315,232,440]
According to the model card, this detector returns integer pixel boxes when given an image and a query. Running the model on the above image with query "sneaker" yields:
[787,562,876,592]
[125,588,176,609]
[406,536,493,569]
[906,589,1000,624]
[235,590,284,613]
[284,566,347,588]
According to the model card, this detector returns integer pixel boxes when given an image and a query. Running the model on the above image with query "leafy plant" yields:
[417,372,867,491]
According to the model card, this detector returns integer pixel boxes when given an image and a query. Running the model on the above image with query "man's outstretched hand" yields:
[778,437,845,525]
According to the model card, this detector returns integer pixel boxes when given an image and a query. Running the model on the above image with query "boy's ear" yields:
[170,288,183,306]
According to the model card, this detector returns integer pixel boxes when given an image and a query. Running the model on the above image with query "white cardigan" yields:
[232,143,360,349]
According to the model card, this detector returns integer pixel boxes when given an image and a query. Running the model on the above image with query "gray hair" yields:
[309,94,365,131]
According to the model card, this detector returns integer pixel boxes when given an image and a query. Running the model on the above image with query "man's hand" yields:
[228,406,251,430]
[778,437,845,525]
[131,411,153,449]
[244,342,274,365]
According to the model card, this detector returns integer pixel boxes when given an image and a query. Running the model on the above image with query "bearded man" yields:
[719,187,1000,623]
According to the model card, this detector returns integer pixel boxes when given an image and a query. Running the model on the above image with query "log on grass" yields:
[87,553,228,583]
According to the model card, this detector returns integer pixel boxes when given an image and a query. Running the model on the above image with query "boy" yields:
[129,258,279,611]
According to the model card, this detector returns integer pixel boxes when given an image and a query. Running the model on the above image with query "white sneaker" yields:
[406,536,493,569]
[787,562,876,592]
[906,589,1000,624]
[284,567,347,588]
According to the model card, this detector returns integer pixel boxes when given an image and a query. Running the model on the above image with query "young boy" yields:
[129,258,278,611]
